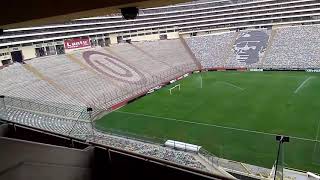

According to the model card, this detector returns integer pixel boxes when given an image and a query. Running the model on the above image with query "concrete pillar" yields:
[109,34,118,44]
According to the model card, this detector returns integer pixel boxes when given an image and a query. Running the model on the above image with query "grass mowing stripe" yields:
[115,111,319,142]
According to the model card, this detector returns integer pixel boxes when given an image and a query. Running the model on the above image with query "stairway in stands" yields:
[222,31,240,68]
[259,29,278,68]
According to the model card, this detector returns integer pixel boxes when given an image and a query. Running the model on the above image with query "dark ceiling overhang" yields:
[1,0,190,29]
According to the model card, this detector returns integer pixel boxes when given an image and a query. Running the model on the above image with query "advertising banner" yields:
[64,37,91,50]
[306,69,320,73]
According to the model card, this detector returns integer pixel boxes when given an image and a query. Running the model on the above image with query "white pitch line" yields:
[313,120,320,155]
[217,81,245,91]
[294,76,314,94]
[115,111,319,142]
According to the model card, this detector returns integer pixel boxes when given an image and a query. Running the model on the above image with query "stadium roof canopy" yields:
[0,0,189,29]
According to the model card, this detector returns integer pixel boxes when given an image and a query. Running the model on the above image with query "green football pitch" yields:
[95,71,320,173]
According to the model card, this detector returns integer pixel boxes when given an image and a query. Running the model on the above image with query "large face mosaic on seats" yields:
[233,31,269,65]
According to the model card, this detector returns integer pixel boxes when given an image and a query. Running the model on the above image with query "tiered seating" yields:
[27,55,115,109]
[0,63,83,107]
[1,106,91,139]
[1,39,197,110]
[2,96,90,120]
[187,25,320,69]
[186,32,236,68]
[3,24,320,173]
[108,39,197,77]
[263,25,320,69]
[225,29,270,68]
[0,105,206,171]
[135,146,205,169]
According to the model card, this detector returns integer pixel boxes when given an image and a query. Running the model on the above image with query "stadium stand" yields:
[225,29,270,68]
[186,24,320,69]
[2,22,320,178]
[2,0,320,178]
[263,24,320,69]
[0,63,84,107]
[0,39,197,110]
[0,120,233,180]
[186,32,236,68]
[94,132,206,170]
[0,96,274,179]
[0,99,208,171]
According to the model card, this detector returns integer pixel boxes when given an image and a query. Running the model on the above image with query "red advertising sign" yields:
[64,37,91,50]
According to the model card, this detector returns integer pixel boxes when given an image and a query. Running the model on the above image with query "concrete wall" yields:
[0,46,36,62]
[0,124,9,137]
[130,34,160,42]
[21,46,36,60]
[109,34,118,44]
[180,33,191,38]
[167,32,179,39]
[0,137,93,180]
[0,48,11,63]
[1,162,91,180]
[272,24,293,29]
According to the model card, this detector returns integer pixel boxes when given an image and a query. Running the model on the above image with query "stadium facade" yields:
[1,0,320,66]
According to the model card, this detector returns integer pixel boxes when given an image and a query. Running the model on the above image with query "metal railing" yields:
[94,126,165,145]
[82,63,196,110]
[2,96,92,121]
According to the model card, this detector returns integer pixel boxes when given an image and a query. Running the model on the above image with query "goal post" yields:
[169,84,180,95]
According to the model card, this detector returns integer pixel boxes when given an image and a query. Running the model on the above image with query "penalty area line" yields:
[294,76,314,94]
[115,111,318,142]
[216,81,245,91]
